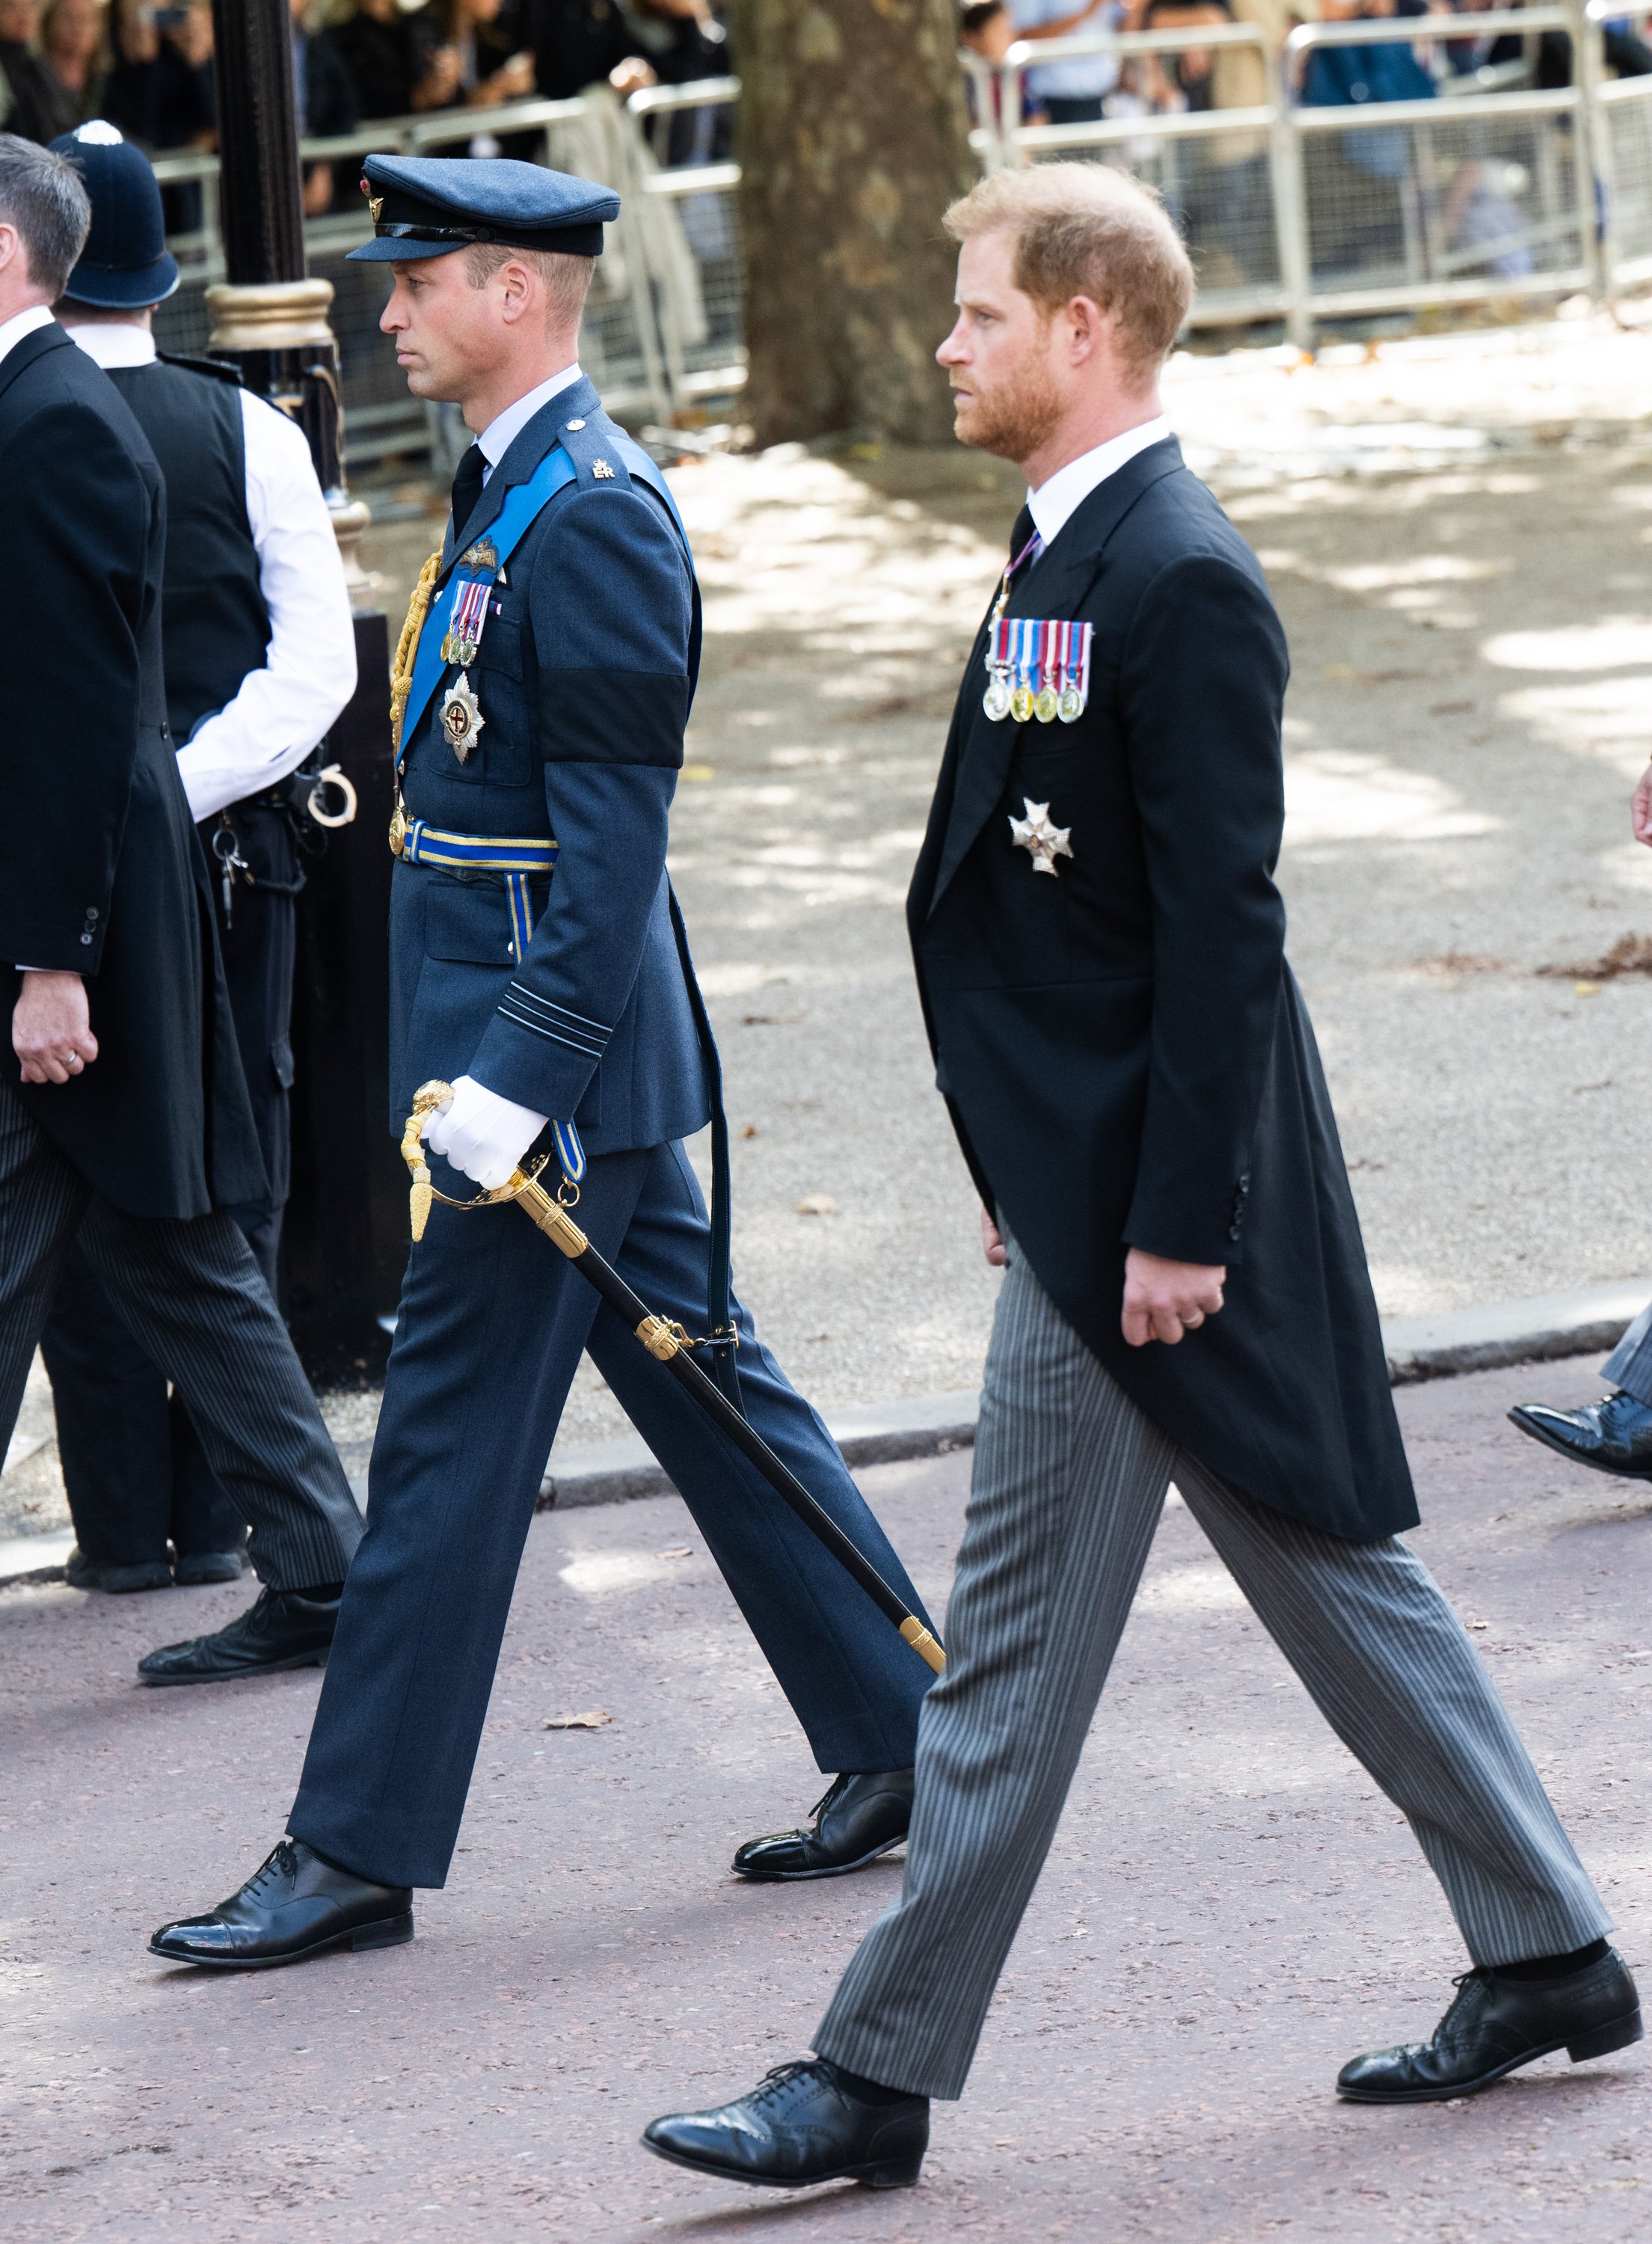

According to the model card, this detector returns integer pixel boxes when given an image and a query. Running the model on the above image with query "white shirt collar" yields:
[62,319,159,370]
[0,302,57,368]
[476,362,583,476]
[1027,416,1172,550]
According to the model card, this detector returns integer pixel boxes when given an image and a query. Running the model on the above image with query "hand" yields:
[980,1205,1007,1266]
[1121,1248,1226,1348]
[13,971,98,1086]
[1633,762,1652,847]
[420,1073,548,1192]
[609,55,658,96]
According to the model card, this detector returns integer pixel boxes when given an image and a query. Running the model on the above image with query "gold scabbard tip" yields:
[899,1618,947,1673]
[636,1314,681,1361]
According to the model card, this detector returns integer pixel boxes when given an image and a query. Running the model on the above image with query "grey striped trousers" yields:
[815,1239,1611,2101]
[0,1079,360,1590]
[1603,1296,1652,1406]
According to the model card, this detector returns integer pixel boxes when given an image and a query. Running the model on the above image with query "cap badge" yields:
[1008,798,1073,878]
[591,459,615,480]
[360,178,383,221]
[440,673,485,764]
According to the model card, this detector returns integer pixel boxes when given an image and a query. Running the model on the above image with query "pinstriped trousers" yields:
[1603,1295,1652,1407]
[0,1079,360,1590]
[814,1237,1612,2102]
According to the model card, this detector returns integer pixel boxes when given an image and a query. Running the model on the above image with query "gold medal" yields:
[388,799,408,858]
[1010,684,1034,725]
[440,672,485,764]
[1034,684,1059,725]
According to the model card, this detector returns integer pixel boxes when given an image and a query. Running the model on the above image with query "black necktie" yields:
[450,444,486,542]
[1007,503,1034,565]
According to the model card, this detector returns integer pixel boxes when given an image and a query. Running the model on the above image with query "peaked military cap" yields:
[49,120,179,310]
[348,155,621,264]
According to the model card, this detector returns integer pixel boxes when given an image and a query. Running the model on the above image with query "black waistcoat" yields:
[107,358,270,743]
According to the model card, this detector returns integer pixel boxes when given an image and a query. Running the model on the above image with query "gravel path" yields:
[1,1355,1646,2239]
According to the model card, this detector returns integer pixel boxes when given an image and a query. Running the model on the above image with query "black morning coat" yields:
[0,324,265,1219]
[910,437,1417,1543]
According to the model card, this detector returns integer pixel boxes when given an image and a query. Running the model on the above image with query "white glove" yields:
[421,1074,549,1192]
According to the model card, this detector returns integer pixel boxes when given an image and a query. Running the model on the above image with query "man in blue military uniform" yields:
[150,156,936,1969]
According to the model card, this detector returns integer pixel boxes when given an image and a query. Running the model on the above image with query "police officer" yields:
[149,156,934,1968]
[40,122,358,1615]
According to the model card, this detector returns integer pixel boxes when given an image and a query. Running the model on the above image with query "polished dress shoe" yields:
[1508,1391,1652,1480]
[643,2058,928,2189]
[150,1839,412,1969]
[137,1584,340,1684]
[1337,1949,1642,2102]
[733,1768,913,1880]
[66,1547,173,1594]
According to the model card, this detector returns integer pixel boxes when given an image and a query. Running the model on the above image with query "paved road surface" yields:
[2,1352,1648,2240]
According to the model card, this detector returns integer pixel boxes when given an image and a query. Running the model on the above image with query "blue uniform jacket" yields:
[389,373,708,1152]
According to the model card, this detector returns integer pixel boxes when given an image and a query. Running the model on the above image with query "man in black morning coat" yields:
[642,163,1639,2193]
[0,135,361,1651]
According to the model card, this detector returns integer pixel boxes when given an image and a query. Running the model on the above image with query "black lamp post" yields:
[207,0,406,1380]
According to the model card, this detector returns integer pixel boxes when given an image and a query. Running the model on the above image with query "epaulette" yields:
[157,349,244,388]
[552,406,635,494]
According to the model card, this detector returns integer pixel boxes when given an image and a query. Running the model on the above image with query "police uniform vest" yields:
[105,357,271,746]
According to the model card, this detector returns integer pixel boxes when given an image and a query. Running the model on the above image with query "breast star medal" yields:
[440,672,484,764]
[1009,797,1073,877]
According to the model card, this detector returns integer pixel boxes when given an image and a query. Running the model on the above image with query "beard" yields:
[951,358,1064,465]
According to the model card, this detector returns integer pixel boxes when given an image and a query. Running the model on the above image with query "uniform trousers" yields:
[814,1237,1612,2101]
[289,1138,936,1891]
[40,801,299,1567]
[1602,1295,1652,1408]
[0,1076,360,1592]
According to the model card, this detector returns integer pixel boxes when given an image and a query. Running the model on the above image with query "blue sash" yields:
[399,433,692,765]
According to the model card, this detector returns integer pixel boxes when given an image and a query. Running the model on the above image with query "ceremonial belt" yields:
[399,820,559,975]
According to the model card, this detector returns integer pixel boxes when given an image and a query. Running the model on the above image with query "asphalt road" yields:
[2,1351,1648,2241]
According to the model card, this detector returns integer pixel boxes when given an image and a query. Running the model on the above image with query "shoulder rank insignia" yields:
[440,672,485,764]
[591,458,615,480]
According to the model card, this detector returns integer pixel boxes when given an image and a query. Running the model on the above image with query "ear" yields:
[494,256,537,327]
[1064,292,1108,365]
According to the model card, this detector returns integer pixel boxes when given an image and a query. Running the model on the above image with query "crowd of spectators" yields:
[0,0,731,214]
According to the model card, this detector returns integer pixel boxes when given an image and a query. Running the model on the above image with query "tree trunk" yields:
[731,0,976,446]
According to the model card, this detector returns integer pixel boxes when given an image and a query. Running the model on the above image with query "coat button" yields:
[80,934,93,945]
[1228,1222,1242,1242]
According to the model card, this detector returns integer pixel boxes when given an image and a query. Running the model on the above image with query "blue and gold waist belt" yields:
[394,818,584,1185]
[396,818,558,968]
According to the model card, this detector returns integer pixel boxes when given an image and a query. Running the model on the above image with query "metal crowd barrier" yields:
[144,14,1652,458]
[150,88,737,462]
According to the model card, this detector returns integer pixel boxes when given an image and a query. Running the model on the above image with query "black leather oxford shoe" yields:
[150,1839,412,1969]
[643,2059,928,2189]
[732,1768,913,1880]
[1337,1949,1642,2103]
[137,1585,340,1684]
[1509,1391,1652,1480]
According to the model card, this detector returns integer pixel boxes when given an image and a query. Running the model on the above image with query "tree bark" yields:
[730,0,976,446]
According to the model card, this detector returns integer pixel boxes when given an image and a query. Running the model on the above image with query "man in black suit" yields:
[642,162,1639,2192]
[0,134,362,1669]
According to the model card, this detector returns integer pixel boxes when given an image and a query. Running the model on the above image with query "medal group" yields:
[983,614,1093,726]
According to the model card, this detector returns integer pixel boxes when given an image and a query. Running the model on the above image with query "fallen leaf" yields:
[657,1546,693,1560]
[1469,1622,1488,1631]
[796,1193,838,1216]
[544,1710,611,1730]
[740,1123,760,1138]
[682,764,716,782]
[1574,981,1603,998]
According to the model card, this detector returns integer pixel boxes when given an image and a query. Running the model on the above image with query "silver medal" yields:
[983,669,1013,722]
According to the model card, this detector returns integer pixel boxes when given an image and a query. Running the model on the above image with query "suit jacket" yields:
[390,372,707,1151]
[909,438,1416,1542]
[0,324,265,1219]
